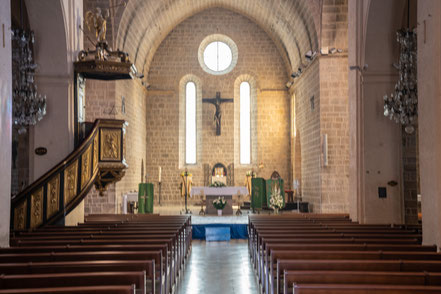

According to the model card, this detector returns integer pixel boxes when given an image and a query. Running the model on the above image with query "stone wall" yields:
[319,56,349,212]
[292,61,321,211]
[145,8,290,203]
[83,78,148,214]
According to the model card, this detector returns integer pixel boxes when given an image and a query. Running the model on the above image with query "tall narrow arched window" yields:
[186,82,196,164]
[240,82,251,164]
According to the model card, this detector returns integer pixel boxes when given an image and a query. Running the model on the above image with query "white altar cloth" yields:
[190,186,249,197]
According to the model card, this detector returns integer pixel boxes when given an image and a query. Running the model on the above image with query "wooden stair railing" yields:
[10,119,128,231]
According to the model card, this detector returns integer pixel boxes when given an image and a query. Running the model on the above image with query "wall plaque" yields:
[35,147,47,156]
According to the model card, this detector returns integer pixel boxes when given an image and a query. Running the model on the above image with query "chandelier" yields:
[12,28,47,134]
[383,2,417,134]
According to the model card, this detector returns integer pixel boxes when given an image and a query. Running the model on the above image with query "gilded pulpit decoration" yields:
[81,144,92,189]
[79,2,130,63]
[14,201,27,231]
[47,175,60,219]
[75,2,136,81]
[100,129,121,161]
[30,187,44,229]
[93,134,99,172]
[64,161,78,204]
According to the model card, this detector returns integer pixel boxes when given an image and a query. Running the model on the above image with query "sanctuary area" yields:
[1,0,441,293]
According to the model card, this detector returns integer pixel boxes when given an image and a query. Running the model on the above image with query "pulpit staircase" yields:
[10,119,127,231]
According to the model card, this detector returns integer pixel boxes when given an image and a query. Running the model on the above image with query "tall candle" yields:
[158,166,162,182]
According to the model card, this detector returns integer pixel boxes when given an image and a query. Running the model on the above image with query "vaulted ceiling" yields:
[116,0,319,78]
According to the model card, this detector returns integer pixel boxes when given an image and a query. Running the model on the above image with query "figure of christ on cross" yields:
[202,92,233,136]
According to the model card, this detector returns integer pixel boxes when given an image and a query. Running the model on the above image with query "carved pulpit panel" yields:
[14,201,27,231]
[64,160,78,204]
[30,187,44,229]
[81,144,92,189]
[100,129,121,161]
[47,175,60,219]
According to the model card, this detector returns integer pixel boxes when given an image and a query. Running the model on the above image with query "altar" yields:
[191,186,249,215]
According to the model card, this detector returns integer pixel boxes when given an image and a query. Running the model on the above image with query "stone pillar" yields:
[418,0,441,247]
[0,0,12,247]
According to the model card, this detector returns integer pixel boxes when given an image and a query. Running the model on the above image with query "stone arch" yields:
[116,0,319,79]
[179,74,203,169]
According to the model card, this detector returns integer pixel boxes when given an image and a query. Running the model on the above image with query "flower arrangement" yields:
[269,187,284,211]
[210,181,226,187]
[212,196,227,210]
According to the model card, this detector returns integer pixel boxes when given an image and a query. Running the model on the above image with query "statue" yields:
[78,2,130,63]
[85,7,110,43]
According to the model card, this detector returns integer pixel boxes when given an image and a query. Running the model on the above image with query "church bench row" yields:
[0,260,154,293]
[271,250,441,294]
[7,215,190,294]
[264,243,437,293]
[8,241,175,294]
[0,250,162,291]
[255,235,421,280]
[11,233,187,286]
[0,244,169,291]
[248,219,422,272]
[0,285,136,294]
[0,272,144,293]
[284,270,441,294]
[257,238,421,285]
[247,214,430,294]
[292,284,441,294]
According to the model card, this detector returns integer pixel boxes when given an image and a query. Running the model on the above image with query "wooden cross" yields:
[203,92,233,136]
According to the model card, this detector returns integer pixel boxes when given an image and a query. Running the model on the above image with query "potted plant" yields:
[269,187,284,214]
[212,196,227,216]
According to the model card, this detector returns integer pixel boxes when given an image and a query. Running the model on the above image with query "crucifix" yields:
[203,92,233,136]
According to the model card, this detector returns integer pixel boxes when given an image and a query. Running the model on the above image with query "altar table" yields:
[191,186,249,215]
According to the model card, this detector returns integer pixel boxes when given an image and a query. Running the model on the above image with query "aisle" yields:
[177,240,259,294]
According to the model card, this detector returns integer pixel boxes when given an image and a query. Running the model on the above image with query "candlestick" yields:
[158,166,162,183]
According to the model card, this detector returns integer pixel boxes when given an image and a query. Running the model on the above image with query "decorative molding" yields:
[100,129,121,161]
[30,187,44,229]
[64,160,78,204]
[93,135,99,172]
[47,174,60,219]
[81,144,92,189]
[14,201,27,231]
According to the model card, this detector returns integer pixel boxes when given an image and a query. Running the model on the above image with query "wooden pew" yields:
[0,260,155,294]
[0,285,136,294]
[247,214,427,294]
[284,271,441,294]
[277,259,441,291]
[270,250,441,294]
[292,284,441,294]
[0,272,145,294]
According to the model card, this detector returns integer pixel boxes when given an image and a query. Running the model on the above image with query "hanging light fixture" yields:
[12,0,46,134]
[383,0,417,134]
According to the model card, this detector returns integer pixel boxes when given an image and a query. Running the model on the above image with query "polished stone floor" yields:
[177,240,259,294]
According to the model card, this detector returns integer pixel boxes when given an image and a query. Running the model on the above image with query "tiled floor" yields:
[177,240,259,294]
